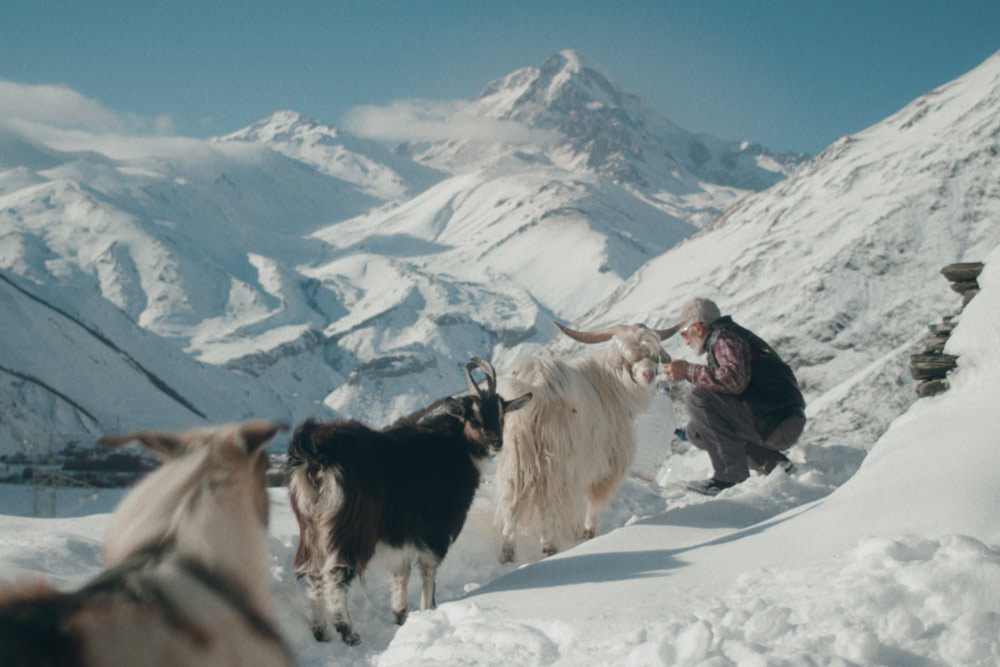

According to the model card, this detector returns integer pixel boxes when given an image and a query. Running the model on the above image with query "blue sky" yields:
[2,1,999,155]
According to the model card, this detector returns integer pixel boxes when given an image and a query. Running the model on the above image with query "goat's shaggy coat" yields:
[0,421,292,667]
[287,358,531,645]
[494,322,679,562]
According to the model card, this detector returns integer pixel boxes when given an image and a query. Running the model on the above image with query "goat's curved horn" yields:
[466,357,497,397]
[655,323,683,340]
[553,321,633,345]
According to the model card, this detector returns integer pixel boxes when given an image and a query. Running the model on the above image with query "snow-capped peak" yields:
[449,51,807,192]
[219,110,443,202]
[220,110,332,144]
[474,49,641,122]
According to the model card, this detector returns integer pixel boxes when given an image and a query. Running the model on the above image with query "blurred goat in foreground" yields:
[0,421,293,667]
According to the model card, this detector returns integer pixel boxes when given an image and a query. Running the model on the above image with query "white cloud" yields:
[0,81,124,132]
[0,81,174,135]
[342,99,557,145]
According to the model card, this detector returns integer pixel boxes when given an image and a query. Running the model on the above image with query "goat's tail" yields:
[287,419,328,576]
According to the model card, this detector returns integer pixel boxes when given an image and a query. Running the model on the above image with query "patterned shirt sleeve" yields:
[686,332,752,394]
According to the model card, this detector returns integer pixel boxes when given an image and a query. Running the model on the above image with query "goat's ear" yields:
[99,431,184,459]
[240,421,286,455]
[503,392,533,414]
[443,397,467,419]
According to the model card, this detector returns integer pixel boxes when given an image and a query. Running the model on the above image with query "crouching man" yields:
[665,298,806,496]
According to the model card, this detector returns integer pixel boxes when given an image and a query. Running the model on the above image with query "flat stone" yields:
[915,379,949,398]
[949,279,980,294]
[910,353,958,380]
[940,262,984,282]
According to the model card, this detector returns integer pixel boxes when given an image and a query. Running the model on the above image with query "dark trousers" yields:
[685,387,804,483]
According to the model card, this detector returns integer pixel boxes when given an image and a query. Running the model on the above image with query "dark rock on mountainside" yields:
[911,262,984,397]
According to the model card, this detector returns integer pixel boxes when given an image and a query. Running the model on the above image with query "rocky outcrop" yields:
[911,262,984,397]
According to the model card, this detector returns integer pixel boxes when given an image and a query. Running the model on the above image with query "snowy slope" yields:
[0,125,379,452]
[572,49,1000,451]
[374,242,1000,667]
[0,124,377,341]
[296,165,698,423]
[218,110,445,202]
[1,247,996,667]
[0,269,290,453]
[310,168,696,318]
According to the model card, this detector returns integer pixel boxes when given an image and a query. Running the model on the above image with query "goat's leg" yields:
[326,565,360,645]
[538,506,560,557]
[497,503,519,563]
[583,474,620,540]
[390,563,411,625]
[305,569,331,641]
[499,518,517,563]
[582,500,599,541]
[417,557,439,610]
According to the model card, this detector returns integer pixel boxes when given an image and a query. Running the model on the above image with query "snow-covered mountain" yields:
[280,51,810,422]
[406,50,807,227]
[0,125,378,451]
[0,51,809,453]
[0,269,286,453]
[218,110,445,202]
[2,49,998,458]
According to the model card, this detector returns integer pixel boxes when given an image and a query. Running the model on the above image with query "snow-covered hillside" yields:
[0,126,376,452]
[0,51,805,453]
[576,48,1000,451]
[372,242,1000,667]
[0,269,286,452]
[218,110,445,202]
[1,242,996,667]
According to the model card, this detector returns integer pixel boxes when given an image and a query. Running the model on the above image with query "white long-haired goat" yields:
[494,321,680,562]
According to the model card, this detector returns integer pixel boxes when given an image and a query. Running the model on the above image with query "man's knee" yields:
[685,423,709,451]
[765,414,805,451]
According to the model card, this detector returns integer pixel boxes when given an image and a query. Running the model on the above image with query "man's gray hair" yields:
[679,297,721,328]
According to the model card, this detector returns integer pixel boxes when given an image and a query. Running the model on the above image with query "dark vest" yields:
[703,316,806,440]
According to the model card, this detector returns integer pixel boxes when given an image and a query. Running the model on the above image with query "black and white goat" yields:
[286,357,531,645]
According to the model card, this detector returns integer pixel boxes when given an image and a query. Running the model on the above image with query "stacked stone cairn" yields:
[910,262,984,398]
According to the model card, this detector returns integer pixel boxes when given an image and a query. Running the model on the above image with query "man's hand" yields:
[665,359,689,382]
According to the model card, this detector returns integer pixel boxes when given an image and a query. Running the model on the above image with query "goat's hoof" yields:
[542,545,557,557]
[500,544,516,563]
[335,623,360,646]
[582,528,595,540]
[394,610,408,626]
[312,625,331,642]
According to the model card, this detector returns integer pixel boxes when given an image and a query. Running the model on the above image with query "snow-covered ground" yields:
[2,246,997,665]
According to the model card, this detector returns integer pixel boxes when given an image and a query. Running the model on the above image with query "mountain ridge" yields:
[1,49,997,455]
